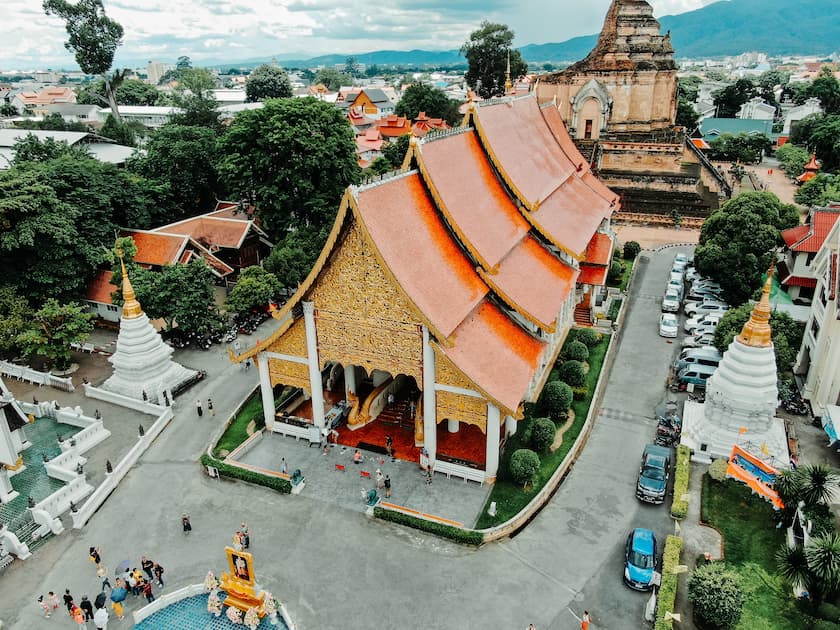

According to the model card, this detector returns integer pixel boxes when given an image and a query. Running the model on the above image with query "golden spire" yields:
[117,249,143,319]
[504,51,512,94]
[737,265,774,348]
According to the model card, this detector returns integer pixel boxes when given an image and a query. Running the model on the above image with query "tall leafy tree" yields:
[382,134,411,169]
[695,191,800,305]
[775,143,810,178]
[130,124,219,220]
[707,133,773,163]
[395,83,461,126]
[225,266,282,313]
[217,97,361,241]
[99,113,144,147]
[0,287,32,358]
[11,134,90,163]
[43,0,125,121]
[245,64,292,102]
[712,78,757,118]
[263,235,312,289]
[795,173,840,207]
[313,68,352,91]
[712,302,803,373]
[461,22,527,99]
[792,114,840,172]
[77,78,160,106]
[803,66,840,114]
[13,113,88,132]
[16,299,94,369]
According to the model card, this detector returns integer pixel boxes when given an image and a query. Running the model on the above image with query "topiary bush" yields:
[199,454,291,494]
[530,417,556,453]
[509,449,541,488]
[373,507,483,545]
[608,259,623,283]
[571,386,589,401]
[709,457,729,482]
[624,240,641,260]
[574,328,599,348]
[564,339,589,362]
[542,381,573,420]
[558,360,585,387]
[688,562,745,629]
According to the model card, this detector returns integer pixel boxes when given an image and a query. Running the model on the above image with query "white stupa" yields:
[681,269,789,465]
[101,259,196,402]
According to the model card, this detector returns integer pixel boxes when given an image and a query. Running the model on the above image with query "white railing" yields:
[58,421,110,456]
[271,420,312,441]
[34,475,93,519]
[432,459,485,484]
[72,406,173,529]
[45,449,86,483]
[226,431,262,461]
[83,383,167,415]
[0,361,75,391]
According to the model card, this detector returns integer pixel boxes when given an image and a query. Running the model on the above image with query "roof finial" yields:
[737,263,774,348]
[116,246,143,319]
[504,50,512,95]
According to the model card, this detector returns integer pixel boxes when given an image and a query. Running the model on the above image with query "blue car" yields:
[624,528,657,590]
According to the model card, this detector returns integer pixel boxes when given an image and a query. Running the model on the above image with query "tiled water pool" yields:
[134,593,288,629]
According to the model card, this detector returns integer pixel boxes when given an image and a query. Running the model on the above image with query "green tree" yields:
[245,64,292,102]
[799,464,840,508]
[623,241,641,260]
[43,0,125,121]
[708,133,772,163]
[168,67,221,130]
[176,56,192,70]
[807,533,840,597]
[775,143,811,178]
[11,134,90,163]
[1,103,17,117]
[687,562,745,629]
[776,543,812,594]
[313,68,352,91]
[793,114,840,172]
[344,56,358,77]
[675,98,700,130]
[712,78,757,118]
[99,113,144,146]
[130,124,219,219]
[217,97,361,241]
[695,192,800,305]
[13,112,88,132]
[712,302,804,373]
[225,266,282,314]
[16,299,94,369]
[558,360,585,387]
[796,174,840,207]
[541,381,572,420]
[262,236,313,289]
[530,417,556,453]
[395,83,461,126]
[508,448,540,488]
[0,287,32,358]
[382,134,411,169]
[804,66,840,115]
[461,22,528,99]
[77,78,160,106]
[563,340,589,362]
[365,156,391,177]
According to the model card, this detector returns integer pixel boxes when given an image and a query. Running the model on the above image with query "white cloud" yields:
[1,0,713,70]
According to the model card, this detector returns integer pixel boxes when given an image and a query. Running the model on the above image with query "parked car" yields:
[674,253,690,265]
[636,444,671,504]
[662,289,681,313]
[677,363,717,387]
[667,279,684,301]
[684,267,702,283]
[659,313,679,338]
[681,332,717,348]
[684,300,728,317]
[676,347,723,371]
[685,312,724,334]
[624,528,658,591]
[686,285,723,301]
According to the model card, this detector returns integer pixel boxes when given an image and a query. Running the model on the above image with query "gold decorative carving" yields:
[436,389,487,432]
[435,350,478,391]
[266,319,310,390]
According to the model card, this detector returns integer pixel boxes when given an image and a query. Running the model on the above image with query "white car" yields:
[685,267,702,282]
[674,253,690,265]
[662,289,681,313]
[685,312,723,334]
[659,313,679,338]
[682,332,716,348]
[667,279,684,300]
[685,300,728,317]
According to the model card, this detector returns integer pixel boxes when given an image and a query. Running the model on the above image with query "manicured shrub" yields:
[688,563,745,629]
[564,339,589,362]
[607,259,623,283]
[558,360,585,387]
[509,449,540,488]
[530,417,556,453]
[542,381,572,420]
[571,386,588,401]
[200,454,291,494]
[655,535,683,630]
[624,240,641,260]
[817,603,840,623]
[671,445,691,519]
[574,328,599,348]
[709,457,728,482]
[374,507,483,545]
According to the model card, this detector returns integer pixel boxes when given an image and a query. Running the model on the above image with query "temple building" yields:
[681,272,790,465]
[537,0,730,219]
[100,261,196,403]
[231,95,618,483]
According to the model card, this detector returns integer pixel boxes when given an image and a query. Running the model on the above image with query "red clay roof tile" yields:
[122,230,187,266]
[156,217,250,249]
[85,270,116,304]
[578,264,609,285]
[584,233,613,266]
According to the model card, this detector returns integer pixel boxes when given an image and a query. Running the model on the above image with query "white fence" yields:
[83,383,167,415]
[34,476,93,520]
[0,361,74,391]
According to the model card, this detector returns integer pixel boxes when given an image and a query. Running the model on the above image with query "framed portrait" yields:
[225,546,255,585]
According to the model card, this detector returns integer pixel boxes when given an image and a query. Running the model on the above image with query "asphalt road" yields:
[1,247,692,630]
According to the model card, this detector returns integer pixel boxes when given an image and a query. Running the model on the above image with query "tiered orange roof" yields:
[797,154,821,183]
[85,270,117,304]
[781,208,840,253]
[376,114,412,138]
[157,216,251,249]
[412,111,449,138]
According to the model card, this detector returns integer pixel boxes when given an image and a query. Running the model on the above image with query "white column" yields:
[0,468,19,503]
[422,325,437,462]
[303,302,325,428]
[485,404,501,480]
[344,365,356,397]
[257,352,275,431]
[505,414,516,437]
[447,419,459,433]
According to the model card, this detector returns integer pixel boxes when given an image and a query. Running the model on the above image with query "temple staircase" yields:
[574,295,594,327]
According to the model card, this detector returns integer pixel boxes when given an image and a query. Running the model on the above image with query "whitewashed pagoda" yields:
[681,270,790,465]
[101,259,196,403]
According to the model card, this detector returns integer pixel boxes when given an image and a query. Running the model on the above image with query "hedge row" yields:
[200,454,291,494]
[671,445,691,519]
[373,506,483,546]
[655,535,684,630]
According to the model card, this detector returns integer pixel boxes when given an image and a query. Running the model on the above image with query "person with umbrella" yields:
[93,605,108,630]
[109,582,126,620]
[94,592,107,610]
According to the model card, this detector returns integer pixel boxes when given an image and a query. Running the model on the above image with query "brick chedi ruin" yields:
[537,0,730,221]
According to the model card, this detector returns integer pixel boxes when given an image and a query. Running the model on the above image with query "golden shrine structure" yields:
[231,95,619,484]
[218,547,266,615]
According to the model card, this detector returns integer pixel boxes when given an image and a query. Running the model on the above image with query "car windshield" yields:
[630,550,654,568]
[643,466,665,480]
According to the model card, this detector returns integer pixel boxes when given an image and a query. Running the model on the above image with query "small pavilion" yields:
[681,270,790,465]
[797,154,821,184]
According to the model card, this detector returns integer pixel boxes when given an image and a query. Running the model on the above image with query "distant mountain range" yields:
[217,0,839,69]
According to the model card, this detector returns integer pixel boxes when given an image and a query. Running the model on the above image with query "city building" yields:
[737,97,776,120]
[0,129,134,170]
[779,206,840,304]
[10,86,76,114]
[230,95,618,484]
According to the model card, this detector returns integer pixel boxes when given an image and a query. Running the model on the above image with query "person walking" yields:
[182,513,192,534]
[63,589,74,613]
[153,563,165,588]
[244,359,251,371]
[141,555,154,581]
[142,580,155,603]
[375,469,384,490]
[110,598,124,621]
[80,596,94,621]
[93,606,109,630]
[97,566,111,591]
[384,474,391,498]
[89,546,102,569]
[385,435,393,459]
[37,596,51,618]
[280,458,287,474]
[581,611,591,630]
[240,522,250,549]
[196,400,203,417]
[207,398,215,416]
[47,591,59,611]
[71,603,87,628]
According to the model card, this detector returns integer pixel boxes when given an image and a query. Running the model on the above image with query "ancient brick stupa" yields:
[681,269,789,465]
[101,259,195,403]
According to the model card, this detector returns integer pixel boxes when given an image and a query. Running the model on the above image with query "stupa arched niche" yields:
[571,79,612,140]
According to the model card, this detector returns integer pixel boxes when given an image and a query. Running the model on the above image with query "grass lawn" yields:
[474,333,610,529]
[213,391,266,458]
[701,475,803,630]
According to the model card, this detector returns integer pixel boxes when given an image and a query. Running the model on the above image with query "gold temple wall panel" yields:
[436,389,487,433]
[266,319,310,389]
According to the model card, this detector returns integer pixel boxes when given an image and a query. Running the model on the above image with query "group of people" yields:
[232,522,251,551]
[195,398,215,417]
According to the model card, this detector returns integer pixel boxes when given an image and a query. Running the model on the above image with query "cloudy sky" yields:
[4,0,717,70]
